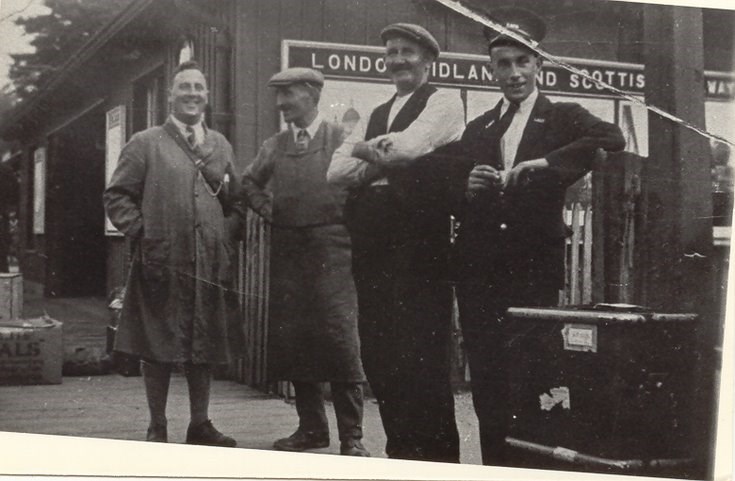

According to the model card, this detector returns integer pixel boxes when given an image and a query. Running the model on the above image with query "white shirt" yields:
[499,88,538,170]
[386,93,412,130]
[291,112,323,143]
[170,115,205,146]
[328,88,465,188]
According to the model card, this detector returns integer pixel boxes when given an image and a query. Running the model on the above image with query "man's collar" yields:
[503,88,539,111]
[394,81,429,101]
[394,90,415,100]
[395,78,431,98]
[169,115,205,133]
[292,111,322,139]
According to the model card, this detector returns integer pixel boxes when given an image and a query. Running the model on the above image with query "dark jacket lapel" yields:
[469,99,504,169]
[513,94,552,166]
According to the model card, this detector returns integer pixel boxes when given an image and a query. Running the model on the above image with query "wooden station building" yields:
[0,0,733,476]
[0,0,732,391]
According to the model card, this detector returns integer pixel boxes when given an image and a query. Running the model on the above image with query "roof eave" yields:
[0,0,158,140]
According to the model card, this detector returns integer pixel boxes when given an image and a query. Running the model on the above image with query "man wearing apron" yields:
[240,68,369,457]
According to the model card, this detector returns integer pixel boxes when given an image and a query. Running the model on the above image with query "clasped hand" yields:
[352,135,411,167]
[466,158,549,200]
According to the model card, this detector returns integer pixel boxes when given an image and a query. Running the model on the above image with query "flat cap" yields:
[267,67,324,88]
[483,7,547,50]
[380,23,440,58]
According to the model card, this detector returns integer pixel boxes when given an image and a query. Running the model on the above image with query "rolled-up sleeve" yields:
[103,139,146,239]
[328,88,466,187]
[378,89,465,163]
[327,120,375,188]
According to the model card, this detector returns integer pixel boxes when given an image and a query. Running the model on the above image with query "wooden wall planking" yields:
[322,0,349,43]
[416,0,448,47]
[322,0,369,45]
[280,0,305,42]
[233,0,259,165]
[365,0,390,45]
[256,0,283,145]
[300,0,325,43]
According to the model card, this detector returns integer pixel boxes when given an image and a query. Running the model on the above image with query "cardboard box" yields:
[0,316,63,385]
[0,273,23,322]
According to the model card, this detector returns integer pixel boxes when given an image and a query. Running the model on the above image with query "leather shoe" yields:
[146,424,167,443]
[186,419,236,447]
[340,439,370,456]
[273,429,329,451]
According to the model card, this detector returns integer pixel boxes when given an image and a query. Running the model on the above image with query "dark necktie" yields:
[186,125,197,148]
[490,100,520,169]
[296,129,309,153]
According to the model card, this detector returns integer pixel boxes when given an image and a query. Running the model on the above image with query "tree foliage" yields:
[10,0,133,101]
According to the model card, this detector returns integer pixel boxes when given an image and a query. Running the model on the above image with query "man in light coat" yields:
[104,60,238,447]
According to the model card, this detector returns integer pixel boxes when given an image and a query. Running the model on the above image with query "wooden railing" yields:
[236,210,270,388]
[562,202,594,306]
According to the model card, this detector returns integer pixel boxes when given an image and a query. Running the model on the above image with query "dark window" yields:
[132,67,166,133]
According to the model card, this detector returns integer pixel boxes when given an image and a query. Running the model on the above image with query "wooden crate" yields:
[0,273,22,322]
[0,316,63,385]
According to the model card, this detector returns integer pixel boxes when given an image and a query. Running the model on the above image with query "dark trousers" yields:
[348,187,459,463]
[293,381,364,442]
[456,278,559,466]
[356,274,460,463]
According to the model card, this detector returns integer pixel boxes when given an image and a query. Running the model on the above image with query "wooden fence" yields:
[562,202,594,306]
[234,210,270,388]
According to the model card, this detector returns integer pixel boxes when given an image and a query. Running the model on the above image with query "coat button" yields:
[500,223,508,231]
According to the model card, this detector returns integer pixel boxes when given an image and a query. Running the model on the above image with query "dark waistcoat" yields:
[347,84,467,280]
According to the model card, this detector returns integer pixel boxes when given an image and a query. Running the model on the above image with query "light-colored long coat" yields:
[104,118,237,364]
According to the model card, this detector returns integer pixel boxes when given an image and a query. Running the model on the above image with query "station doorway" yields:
[45,106,107,297]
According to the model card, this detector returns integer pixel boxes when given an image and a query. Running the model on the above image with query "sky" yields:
[0,0,50,95]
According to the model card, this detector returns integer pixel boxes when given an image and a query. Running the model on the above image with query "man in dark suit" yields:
[454,8,626,466]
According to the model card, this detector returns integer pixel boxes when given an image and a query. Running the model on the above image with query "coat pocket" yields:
[139,238,171,307]
[141,238,170,280]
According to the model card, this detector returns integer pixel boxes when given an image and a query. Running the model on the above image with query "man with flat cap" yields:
[239,67,369,457]
[454,7,625,465]
[329,23,466,463]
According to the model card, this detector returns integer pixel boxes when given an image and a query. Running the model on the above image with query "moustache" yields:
[389,64,412,73]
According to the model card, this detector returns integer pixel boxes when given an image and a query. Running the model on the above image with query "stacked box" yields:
[0,273,22,322]
[0,317,63,385]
